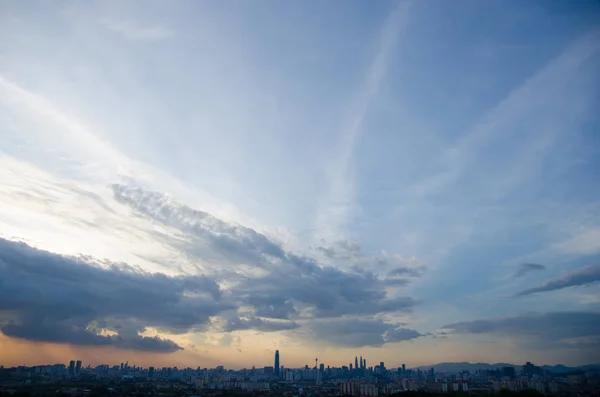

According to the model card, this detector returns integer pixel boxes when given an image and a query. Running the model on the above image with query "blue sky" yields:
[0,0,599,368]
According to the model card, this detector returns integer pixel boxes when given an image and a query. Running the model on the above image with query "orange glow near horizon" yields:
[2,332,592,369]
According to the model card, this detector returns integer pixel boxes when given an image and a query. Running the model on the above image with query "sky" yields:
[0,0,600,370]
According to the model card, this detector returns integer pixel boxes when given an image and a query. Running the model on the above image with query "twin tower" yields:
[354,355,366,370]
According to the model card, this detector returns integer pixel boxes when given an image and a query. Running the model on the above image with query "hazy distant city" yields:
[2,351,599,397]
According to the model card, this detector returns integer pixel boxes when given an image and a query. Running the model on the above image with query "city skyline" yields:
[1,0,600,370]
[4,353,597,373]
[2,355,597,396]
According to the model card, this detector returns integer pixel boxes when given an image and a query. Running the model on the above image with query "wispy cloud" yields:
[394,27,600,268]
[408,28,600,200]
[512,263,546,279]
[103,20,174,41]
[554,228,600,256]
[515,265,600,297]
[314,1,411,241]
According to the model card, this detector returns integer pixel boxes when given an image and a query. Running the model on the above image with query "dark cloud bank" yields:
[443,311,600,351]
[0,184,425,352]
[3,183,598,356]
[0,238,230,352]
[4,184,599,356]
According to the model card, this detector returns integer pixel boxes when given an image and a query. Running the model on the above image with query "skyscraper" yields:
[274,350,280,377]
[75,360,82,374]
[354,356,358,370]
[402,364,406,374]
[360,356,363,369]
[68,361,75,376]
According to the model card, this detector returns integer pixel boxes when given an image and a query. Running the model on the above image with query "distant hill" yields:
[411,362,600,373]
[541,364,600,373]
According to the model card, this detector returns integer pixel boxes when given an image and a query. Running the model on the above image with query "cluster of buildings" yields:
[1,353,598,396]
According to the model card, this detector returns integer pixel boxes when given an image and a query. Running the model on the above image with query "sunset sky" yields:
[1,0,599,369]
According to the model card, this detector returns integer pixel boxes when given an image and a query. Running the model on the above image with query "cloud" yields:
[384,327,423,343]
[112,184,418,321]
[313,243,425,290]
[553,228,600,255]
[233,263,417,320]
[304,318,423,348]
[217,333,241,347]
[442,311,600,349]
[512,263,546,279]
[1,323,181,353]
[314,1,411,240]
[103,20,174,41]
[221,316,299,333]
[378,256,425,286]
[0,182,420,351]
[0,238,233,352]
[316,239,363,260]
[515,264,600,296]
[111,183,286,271]
[387,266,424,278]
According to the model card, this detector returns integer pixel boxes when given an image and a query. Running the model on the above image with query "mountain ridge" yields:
[410,362,600,373]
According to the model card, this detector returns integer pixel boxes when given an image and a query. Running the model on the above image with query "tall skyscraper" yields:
[402,364,406,374]
[274,350,280,377]
[360,356,363,369]
[354,356,358,370]
[75,360,82,374]
[364,359,367,370]
[149,367,155,378]
[68,361,75,376]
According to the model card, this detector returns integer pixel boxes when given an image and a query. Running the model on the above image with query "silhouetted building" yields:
[355,356,359,370]
[274,350,280,377]
[75,361,82,374]
[149,367,155,378]
[264,366,274,375]
[68,361,75,376]
[502,366,515,378]
[402,364,406,374]
[522,362,541,377]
